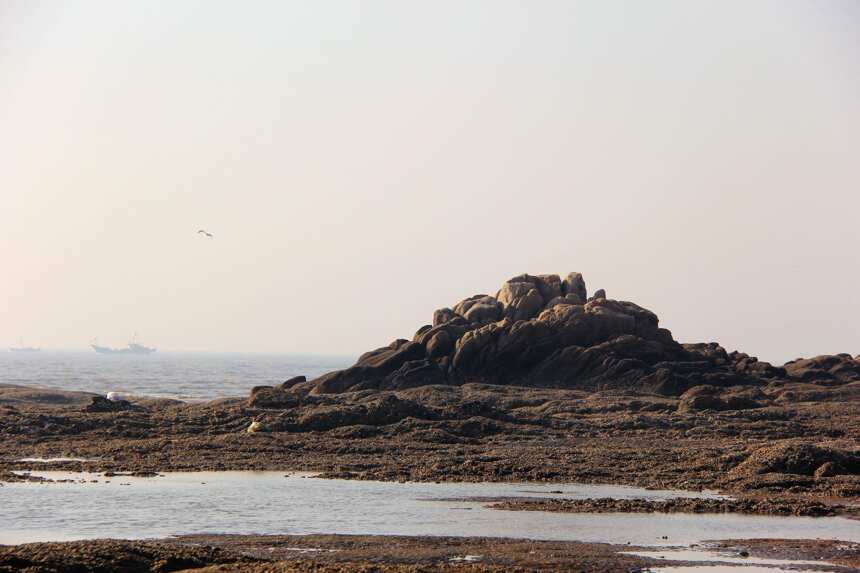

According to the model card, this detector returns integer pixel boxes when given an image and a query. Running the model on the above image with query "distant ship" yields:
[91,335,156,355]
[9,338,40,352]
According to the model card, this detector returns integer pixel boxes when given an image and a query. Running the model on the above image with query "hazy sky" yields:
[1,1,858,362]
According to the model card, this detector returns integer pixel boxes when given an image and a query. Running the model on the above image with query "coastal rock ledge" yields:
[252,272,857,405]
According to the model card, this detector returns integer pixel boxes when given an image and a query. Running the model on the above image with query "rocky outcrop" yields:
[784,354,860,385]
[731,443,860,478]
[253,271,855,401]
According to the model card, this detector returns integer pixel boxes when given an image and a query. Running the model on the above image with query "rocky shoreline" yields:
[2,534,859,573]
[2,380,858,499]
[487,495,860,518]
[2,272,859,572]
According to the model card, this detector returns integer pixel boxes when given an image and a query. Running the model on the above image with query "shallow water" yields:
[2,472,858,547]
[0,351,352,400]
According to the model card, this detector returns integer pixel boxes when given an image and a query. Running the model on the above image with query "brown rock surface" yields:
[2,534,856,573]
[0,535,655,573]
[488,496,853,518]
[0,539,253,573]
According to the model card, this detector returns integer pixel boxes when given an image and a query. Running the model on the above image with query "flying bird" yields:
[197,229,213,238]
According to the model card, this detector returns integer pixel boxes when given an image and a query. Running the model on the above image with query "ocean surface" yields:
[0,351,354,400]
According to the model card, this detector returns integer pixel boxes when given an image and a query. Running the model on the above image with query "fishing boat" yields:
[91,334,156,355]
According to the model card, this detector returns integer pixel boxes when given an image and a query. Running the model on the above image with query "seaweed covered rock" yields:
[452,295,503,324]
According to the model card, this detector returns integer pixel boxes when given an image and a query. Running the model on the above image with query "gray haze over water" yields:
[0,351,353,400]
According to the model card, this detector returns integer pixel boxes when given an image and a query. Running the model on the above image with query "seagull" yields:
[197,229,213,238]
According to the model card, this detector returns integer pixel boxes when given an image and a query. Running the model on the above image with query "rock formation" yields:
[249,271,860,407]
[783,354,860,385]
[85,395,134,413]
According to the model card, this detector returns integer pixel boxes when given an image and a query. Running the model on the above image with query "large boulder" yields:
[451,319,512,377]
[415,317,479,359]
[432,308,456,327]
[452,295,503,324]
[561,272,587,303]
[534,274,563,301]
[496,275,547,321]
[423,328,456,359]
[536,299,660,348]
[453,318,560,381]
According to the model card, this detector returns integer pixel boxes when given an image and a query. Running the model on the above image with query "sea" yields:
[0,351,354,401]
